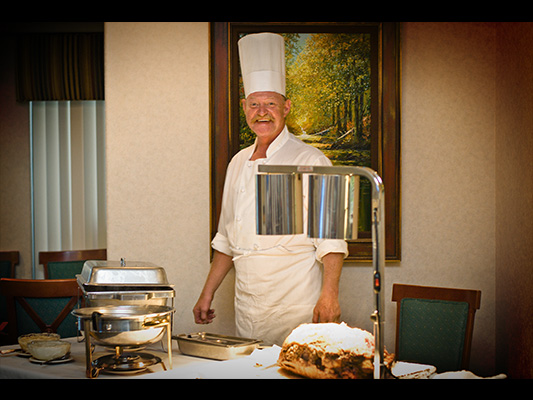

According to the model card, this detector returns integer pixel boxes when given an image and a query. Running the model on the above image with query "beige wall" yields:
[0,34,31,278]
[103,22,235,332]
[397,22,496,374]
[340,22,497,375]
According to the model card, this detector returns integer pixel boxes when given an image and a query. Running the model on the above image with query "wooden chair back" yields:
[39,249,106,279]
[0,251,20,341]
[0,278,82,344]
[0,251,20,278]
[391,283,481,372]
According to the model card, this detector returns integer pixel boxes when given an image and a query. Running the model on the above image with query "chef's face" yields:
[242,91,291,142]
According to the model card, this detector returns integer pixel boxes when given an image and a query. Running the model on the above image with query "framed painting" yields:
[210,22,401,262]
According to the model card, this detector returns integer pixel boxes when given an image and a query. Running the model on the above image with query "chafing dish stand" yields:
[82,317,172,378]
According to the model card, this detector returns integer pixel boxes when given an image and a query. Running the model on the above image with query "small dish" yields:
[29,355,73,365]
[26,339,71,362]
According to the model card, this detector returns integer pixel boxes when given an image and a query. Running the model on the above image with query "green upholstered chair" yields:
[391,283,481,372]
[39,249,106,279]
[0,251,19,279]
[0,278,82,344]
[0,251,19,343]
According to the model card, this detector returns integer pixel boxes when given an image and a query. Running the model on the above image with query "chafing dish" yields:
[73,259,175,378]
[174,332,261,360]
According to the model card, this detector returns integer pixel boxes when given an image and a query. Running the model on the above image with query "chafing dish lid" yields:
[77,260,172,288]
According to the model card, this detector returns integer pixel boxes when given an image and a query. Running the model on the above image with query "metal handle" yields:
[91,311,103,331]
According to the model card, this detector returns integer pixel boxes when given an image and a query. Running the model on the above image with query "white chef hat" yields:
[238,32,286,98]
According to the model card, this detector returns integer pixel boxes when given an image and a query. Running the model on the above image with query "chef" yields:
[193,32,348,346]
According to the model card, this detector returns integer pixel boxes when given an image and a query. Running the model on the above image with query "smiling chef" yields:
[193,32,348,346]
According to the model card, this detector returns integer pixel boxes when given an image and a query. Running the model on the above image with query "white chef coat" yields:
[211,126,348,345]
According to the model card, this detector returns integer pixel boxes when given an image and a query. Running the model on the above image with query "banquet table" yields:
[0,336,289,379]
[0,336,505,379]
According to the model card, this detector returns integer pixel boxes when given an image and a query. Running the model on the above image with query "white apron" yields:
[232,246,322,345]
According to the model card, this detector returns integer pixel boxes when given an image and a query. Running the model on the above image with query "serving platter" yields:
[174,332,262,360]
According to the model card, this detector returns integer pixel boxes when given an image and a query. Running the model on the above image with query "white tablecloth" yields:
[0,336,287,379]
[1,337,506,379]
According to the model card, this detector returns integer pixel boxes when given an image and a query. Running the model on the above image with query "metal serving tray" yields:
[174,332,261,360]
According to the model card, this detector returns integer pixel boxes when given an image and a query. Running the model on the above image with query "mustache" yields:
[252,116,274,123]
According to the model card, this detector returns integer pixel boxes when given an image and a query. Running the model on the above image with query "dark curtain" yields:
[15,33,104,101]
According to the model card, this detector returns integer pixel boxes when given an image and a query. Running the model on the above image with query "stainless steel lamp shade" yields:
[255,168,359,239]
[308,174,359,240]
[256,173,303,235]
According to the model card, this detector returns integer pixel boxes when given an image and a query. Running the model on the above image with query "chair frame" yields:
[39,249,106,279]
[0,278,82,343]
[0,252,20,339]
[0,251,20,278]
[391,283,481,370]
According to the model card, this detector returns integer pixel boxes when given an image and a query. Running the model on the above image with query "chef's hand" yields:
[193,295,216,324]
[193,251,233,325]
[312,291,341,323]
[313,252,343,323]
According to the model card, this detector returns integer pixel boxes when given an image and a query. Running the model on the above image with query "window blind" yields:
[31,101,106,278]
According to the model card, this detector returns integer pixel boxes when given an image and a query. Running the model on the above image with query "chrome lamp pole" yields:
[256,164,386,379]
